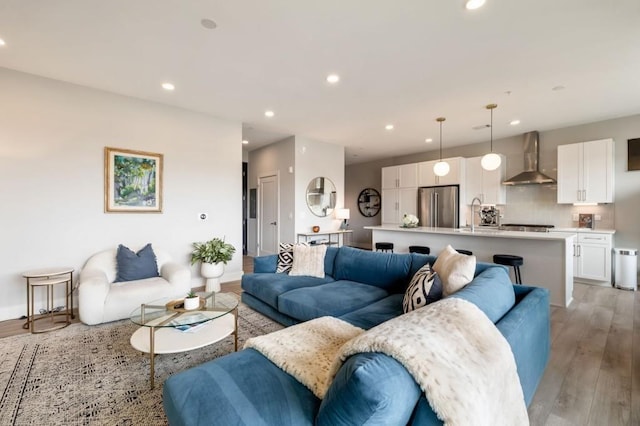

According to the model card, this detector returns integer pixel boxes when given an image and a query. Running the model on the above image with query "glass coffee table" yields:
[129,291,238,388]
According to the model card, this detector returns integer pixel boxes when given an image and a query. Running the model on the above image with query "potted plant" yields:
[184,290,200,310]
[191,237,236,292]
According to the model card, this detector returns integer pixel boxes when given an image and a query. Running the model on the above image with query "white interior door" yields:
[258,175,278,256]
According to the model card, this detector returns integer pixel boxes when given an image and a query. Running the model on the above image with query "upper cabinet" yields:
[464,155,506,205]
[382,164,418,189]
[557,139,614,203]
[418,157,465,187]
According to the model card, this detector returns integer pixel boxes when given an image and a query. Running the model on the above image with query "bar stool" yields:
[375,242,394,252]
[493,254,524,284]
[409,245,431,255]
[456,249,473,256]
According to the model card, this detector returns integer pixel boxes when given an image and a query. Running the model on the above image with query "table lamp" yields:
[336,208,350,230]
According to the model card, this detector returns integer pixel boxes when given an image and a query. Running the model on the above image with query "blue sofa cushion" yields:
[317,352,422,426]
[338,294,404,330]
[163,349,320,426]
[114,243,159,282]
[242,272,334,309]
[278,280,389,321]
[333,246,412,291]
[448,266,515,323]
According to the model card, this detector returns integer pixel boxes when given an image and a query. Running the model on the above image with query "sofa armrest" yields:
[78,269,110,325]
[160,262,191,295]
[254,255,278,273]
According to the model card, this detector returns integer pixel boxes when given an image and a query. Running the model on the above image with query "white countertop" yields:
[551,227,616,234]
[365,225,577,241]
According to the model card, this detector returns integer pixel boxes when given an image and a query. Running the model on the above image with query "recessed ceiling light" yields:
[265,110,275,118]
[161,82,175,91]
[425,138,433,143]
[510,119,521,126]
[201,18,217,29]
[326,74,340,84]
[385,124,394,130]
[552,85,566,91]
[0,39,5,46]
[242,140,249,145]
[465,0,486,10]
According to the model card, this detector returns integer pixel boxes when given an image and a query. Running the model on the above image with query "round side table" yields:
[22,267,74,333]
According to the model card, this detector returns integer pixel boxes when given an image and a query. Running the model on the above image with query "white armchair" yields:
[78,247,191,325]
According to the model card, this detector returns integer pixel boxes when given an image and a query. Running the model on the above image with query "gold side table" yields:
[22,267,74,333]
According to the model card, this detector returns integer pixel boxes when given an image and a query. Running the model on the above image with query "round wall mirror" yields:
[306,177,336,217]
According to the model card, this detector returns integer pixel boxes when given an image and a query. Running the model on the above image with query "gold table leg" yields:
[149,326,156,389]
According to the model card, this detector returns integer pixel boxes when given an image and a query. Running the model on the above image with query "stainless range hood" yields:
[502,131,556,185]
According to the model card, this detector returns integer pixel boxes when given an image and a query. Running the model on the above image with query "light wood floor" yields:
[1,257,637,425]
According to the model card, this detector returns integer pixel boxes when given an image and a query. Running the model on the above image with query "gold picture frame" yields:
[104,147,163,213]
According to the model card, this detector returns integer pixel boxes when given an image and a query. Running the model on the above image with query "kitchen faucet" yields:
[470,197,482,232]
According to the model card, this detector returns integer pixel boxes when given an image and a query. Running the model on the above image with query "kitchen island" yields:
[365,225,577,307]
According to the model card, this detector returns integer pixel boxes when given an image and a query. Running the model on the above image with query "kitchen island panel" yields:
[366,226,575,307]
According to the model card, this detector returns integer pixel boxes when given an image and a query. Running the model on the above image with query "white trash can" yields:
[614,248,638,291]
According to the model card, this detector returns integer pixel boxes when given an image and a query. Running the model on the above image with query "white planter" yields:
[184,296,200,310]
[201,262,225,292]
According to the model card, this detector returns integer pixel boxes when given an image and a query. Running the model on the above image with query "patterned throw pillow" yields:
[276,243,295,273]
[403,263,443,313]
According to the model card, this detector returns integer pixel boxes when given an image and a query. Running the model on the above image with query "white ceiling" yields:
[1,0,639,164]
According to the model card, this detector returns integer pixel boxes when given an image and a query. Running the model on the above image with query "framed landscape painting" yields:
[104,147,163,213]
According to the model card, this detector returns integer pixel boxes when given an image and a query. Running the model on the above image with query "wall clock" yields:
[357,188,381,217]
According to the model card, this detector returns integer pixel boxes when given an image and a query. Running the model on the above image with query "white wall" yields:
[247,137,296,253]
[0,68,243,321]
[294,137,345,235]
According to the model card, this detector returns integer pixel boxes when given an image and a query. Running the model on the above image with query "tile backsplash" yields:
[499,185,615,229]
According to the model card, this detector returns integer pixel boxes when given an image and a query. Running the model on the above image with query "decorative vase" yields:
[312,226,320,233]
[201,262,225,292]
[184,296,200,310]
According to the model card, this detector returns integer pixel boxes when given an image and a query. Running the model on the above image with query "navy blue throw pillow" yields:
[114,243,160,282]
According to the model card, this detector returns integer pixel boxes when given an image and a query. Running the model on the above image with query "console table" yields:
[297,230,353,247]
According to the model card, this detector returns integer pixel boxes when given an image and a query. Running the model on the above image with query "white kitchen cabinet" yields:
[382,164,418,189]
[418,157,465,187]
[464,155,506,205]
[557,139,614,203]
[381,187,417,225]
[574,232,612,283]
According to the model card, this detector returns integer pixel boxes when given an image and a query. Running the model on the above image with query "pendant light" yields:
[480,103,502,171]
[433,117,450,177]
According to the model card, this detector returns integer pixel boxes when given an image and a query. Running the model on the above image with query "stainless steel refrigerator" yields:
[418,185,459,228]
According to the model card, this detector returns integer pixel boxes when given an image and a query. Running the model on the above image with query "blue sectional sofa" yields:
[163,246,550,425]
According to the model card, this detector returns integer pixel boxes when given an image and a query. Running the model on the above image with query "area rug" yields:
[0,304,283,425]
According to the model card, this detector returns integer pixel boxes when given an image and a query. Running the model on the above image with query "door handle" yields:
[582,189,586,201]
[270,221,277,225]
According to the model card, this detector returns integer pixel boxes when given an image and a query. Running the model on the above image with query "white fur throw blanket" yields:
[246,298,528,425]
[244,316,364,398]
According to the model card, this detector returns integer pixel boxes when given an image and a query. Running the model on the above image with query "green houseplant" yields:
[191,237,236,292]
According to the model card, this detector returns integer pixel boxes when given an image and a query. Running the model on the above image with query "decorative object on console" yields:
[115,243,159,282]
[190,237,236,292]
[312,225,320,233]
[401,213,419,228]
[403,263,442,313]
[335,209,350,230]
[579,213,594,229]
[481,103,502,171]
[357,188,381,217]
[433,117,450,177]
[433,245,476,296]
[104,147,163,213]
